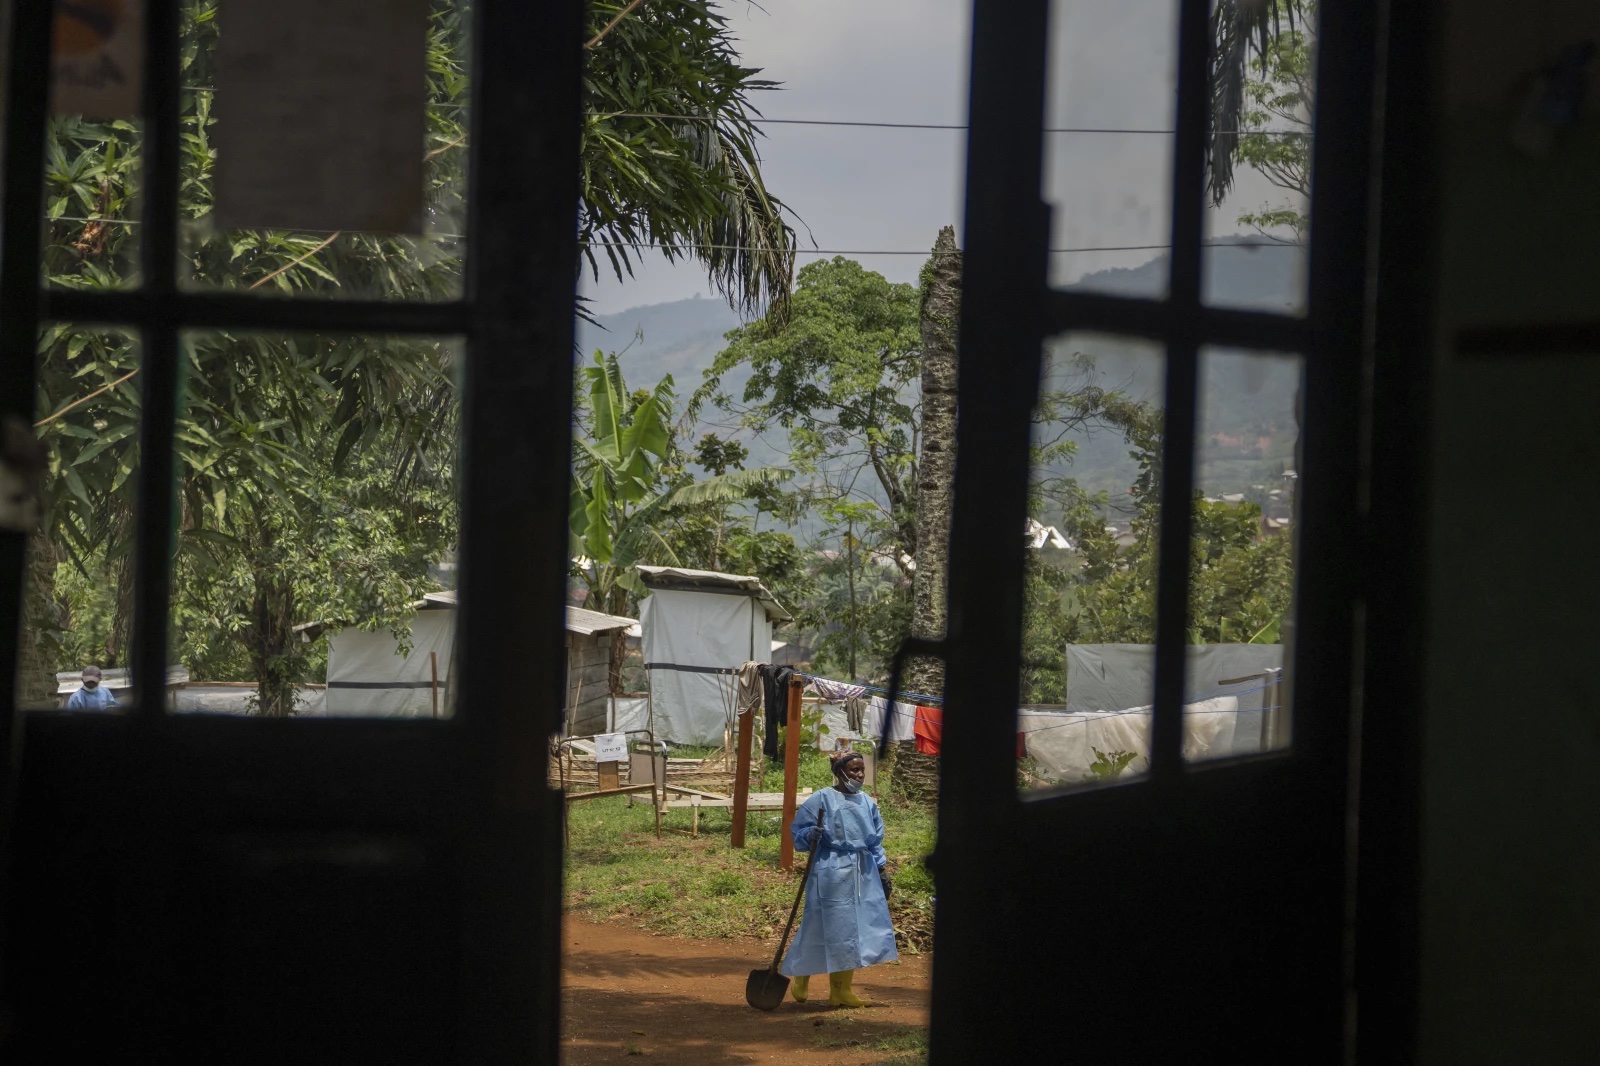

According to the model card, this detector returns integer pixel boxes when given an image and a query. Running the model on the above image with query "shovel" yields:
[745,811,823,1010]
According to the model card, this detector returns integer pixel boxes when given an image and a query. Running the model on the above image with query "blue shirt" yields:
[66,685,119,711]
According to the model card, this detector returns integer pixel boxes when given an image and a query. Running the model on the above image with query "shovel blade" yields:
[745,968,789,1011]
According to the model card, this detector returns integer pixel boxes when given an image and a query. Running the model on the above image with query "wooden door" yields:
[921,0,1390,1060]
[0,2,582,1061]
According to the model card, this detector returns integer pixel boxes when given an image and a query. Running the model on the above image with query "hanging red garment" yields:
[913,705,943,756]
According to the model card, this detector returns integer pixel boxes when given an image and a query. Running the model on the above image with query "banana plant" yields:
[570,351,790,619]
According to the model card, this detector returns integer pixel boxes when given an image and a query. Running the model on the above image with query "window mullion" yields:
[1151,0,1213,780]
[129,0,186,719]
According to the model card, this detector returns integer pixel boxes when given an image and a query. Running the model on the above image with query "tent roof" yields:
[635,565,792,622]
[425,589,636,635]
[296,590,637,640]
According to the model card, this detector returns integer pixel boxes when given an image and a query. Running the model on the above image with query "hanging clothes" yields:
[809,676,868,703]
[865,696,918,744]
[843,696,867,734]
[781,786,898,977]
[912,705,943,756]
[736,661,764,714]
[759,664,795,759]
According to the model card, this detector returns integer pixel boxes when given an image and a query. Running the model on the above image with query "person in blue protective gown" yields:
[780,749,897,1007]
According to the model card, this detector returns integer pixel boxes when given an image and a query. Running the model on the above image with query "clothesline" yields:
[801,671,1280,714]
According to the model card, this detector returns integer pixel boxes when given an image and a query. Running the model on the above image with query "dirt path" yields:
[562,916,932,1064]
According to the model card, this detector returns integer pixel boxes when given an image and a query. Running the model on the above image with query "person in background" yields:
[66,665,118,711]
[780,749,897,1007]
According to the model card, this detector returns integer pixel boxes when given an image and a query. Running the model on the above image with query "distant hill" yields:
[577,239,1306,535]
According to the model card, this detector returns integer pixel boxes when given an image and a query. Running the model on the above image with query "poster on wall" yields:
[52,0,146,117]
[212,0,427,233]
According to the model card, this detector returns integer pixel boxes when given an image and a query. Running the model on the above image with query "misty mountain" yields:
[577,239,1305,535]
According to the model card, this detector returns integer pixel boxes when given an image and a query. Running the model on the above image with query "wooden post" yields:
[731,705,754,848]
[778,675,803,872]
[429,651,439,719]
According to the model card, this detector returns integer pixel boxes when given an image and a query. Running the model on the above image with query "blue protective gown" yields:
[780,786,899,977]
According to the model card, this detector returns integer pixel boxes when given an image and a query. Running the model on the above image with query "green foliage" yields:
[1088,747,1138,781]
[570,351,794,620]
[30,0,799,703]
[700,257,924,573]
[564,749,936,951]
[1232,0,1314,241]
[1029,401,1296,675]
[580,0,795,315]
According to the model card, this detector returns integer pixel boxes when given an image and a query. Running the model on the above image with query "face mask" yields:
[84,680,98,690]
[838,778,862,794]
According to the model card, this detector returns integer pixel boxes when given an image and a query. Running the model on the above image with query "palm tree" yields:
[570,352,791,684]
[1207,0,1306,207]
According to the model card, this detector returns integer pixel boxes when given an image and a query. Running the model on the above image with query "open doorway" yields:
[1,0,1396,1062]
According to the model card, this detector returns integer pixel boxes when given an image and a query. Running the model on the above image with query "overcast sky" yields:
[581,0,1296,315]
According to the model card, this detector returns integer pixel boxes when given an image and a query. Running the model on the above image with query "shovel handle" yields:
[769,809,823,974]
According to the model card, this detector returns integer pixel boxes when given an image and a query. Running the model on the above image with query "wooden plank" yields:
[730,705,753,848]
[779,676,802,872]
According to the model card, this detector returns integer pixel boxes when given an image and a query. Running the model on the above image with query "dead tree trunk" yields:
[891,226,961,803]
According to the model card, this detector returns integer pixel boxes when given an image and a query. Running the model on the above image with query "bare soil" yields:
[562,916,932,1065]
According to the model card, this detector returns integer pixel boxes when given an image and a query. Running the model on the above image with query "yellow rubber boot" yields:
[828,970,869,1008]
[790,975,810,1003]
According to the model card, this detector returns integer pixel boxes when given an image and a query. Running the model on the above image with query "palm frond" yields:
[661,466,793,509]
[1207,0,1298,206]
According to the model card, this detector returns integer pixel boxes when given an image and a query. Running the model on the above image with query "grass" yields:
[812,1016,930,1065]
[564,748,936,952]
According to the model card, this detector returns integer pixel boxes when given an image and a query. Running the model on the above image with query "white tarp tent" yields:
[1066,643,1284,758]
[1020,696,1239,784]
[325,606,456,717]
[319,593,633,720]
[637,565,790,746]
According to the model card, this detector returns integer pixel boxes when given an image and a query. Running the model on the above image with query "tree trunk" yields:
[248,568,299,716]
[892,226,961,803]
[16,537,63,707]
[245,505,299,717]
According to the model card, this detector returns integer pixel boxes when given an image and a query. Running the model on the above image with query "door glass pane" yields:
[1019,334,1166,794]
[1202,0,1316,314]
[16,325,142,712]
[1184,347,1302,761]
[1045,0,1177,297]
[168,331,460,719]
[42,114,146,291]
[177,0,471,301]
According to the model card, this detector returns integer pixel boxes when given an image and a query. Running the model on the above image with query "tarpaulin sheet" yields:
[1065,643,1283,757]
[1020,696,1239,784]
[324,610,454,717]
[641,587,770,745]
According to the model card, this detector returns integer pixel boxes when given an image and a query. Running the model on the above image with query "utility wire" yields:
[171,88,1309,138]
[44,218,1299,257]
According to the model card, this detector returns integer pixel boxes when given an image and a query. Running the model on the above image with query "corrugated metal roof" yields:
[426,589,635,636]
[634,565,792,622]
[565,606,638,636]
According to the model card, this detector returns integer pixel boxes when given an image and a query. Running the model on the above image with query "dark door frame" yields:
[0,1,581,1060]
[924,0,1429,1060]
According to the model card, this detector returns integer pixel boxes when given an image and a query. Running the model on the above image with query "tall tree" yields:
[903,228,960,701]
[700,258,923,580]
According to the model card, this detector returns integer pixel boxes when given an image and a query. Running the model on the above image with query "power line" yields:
[44,219,1299,257]
[170,89,1309,137]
